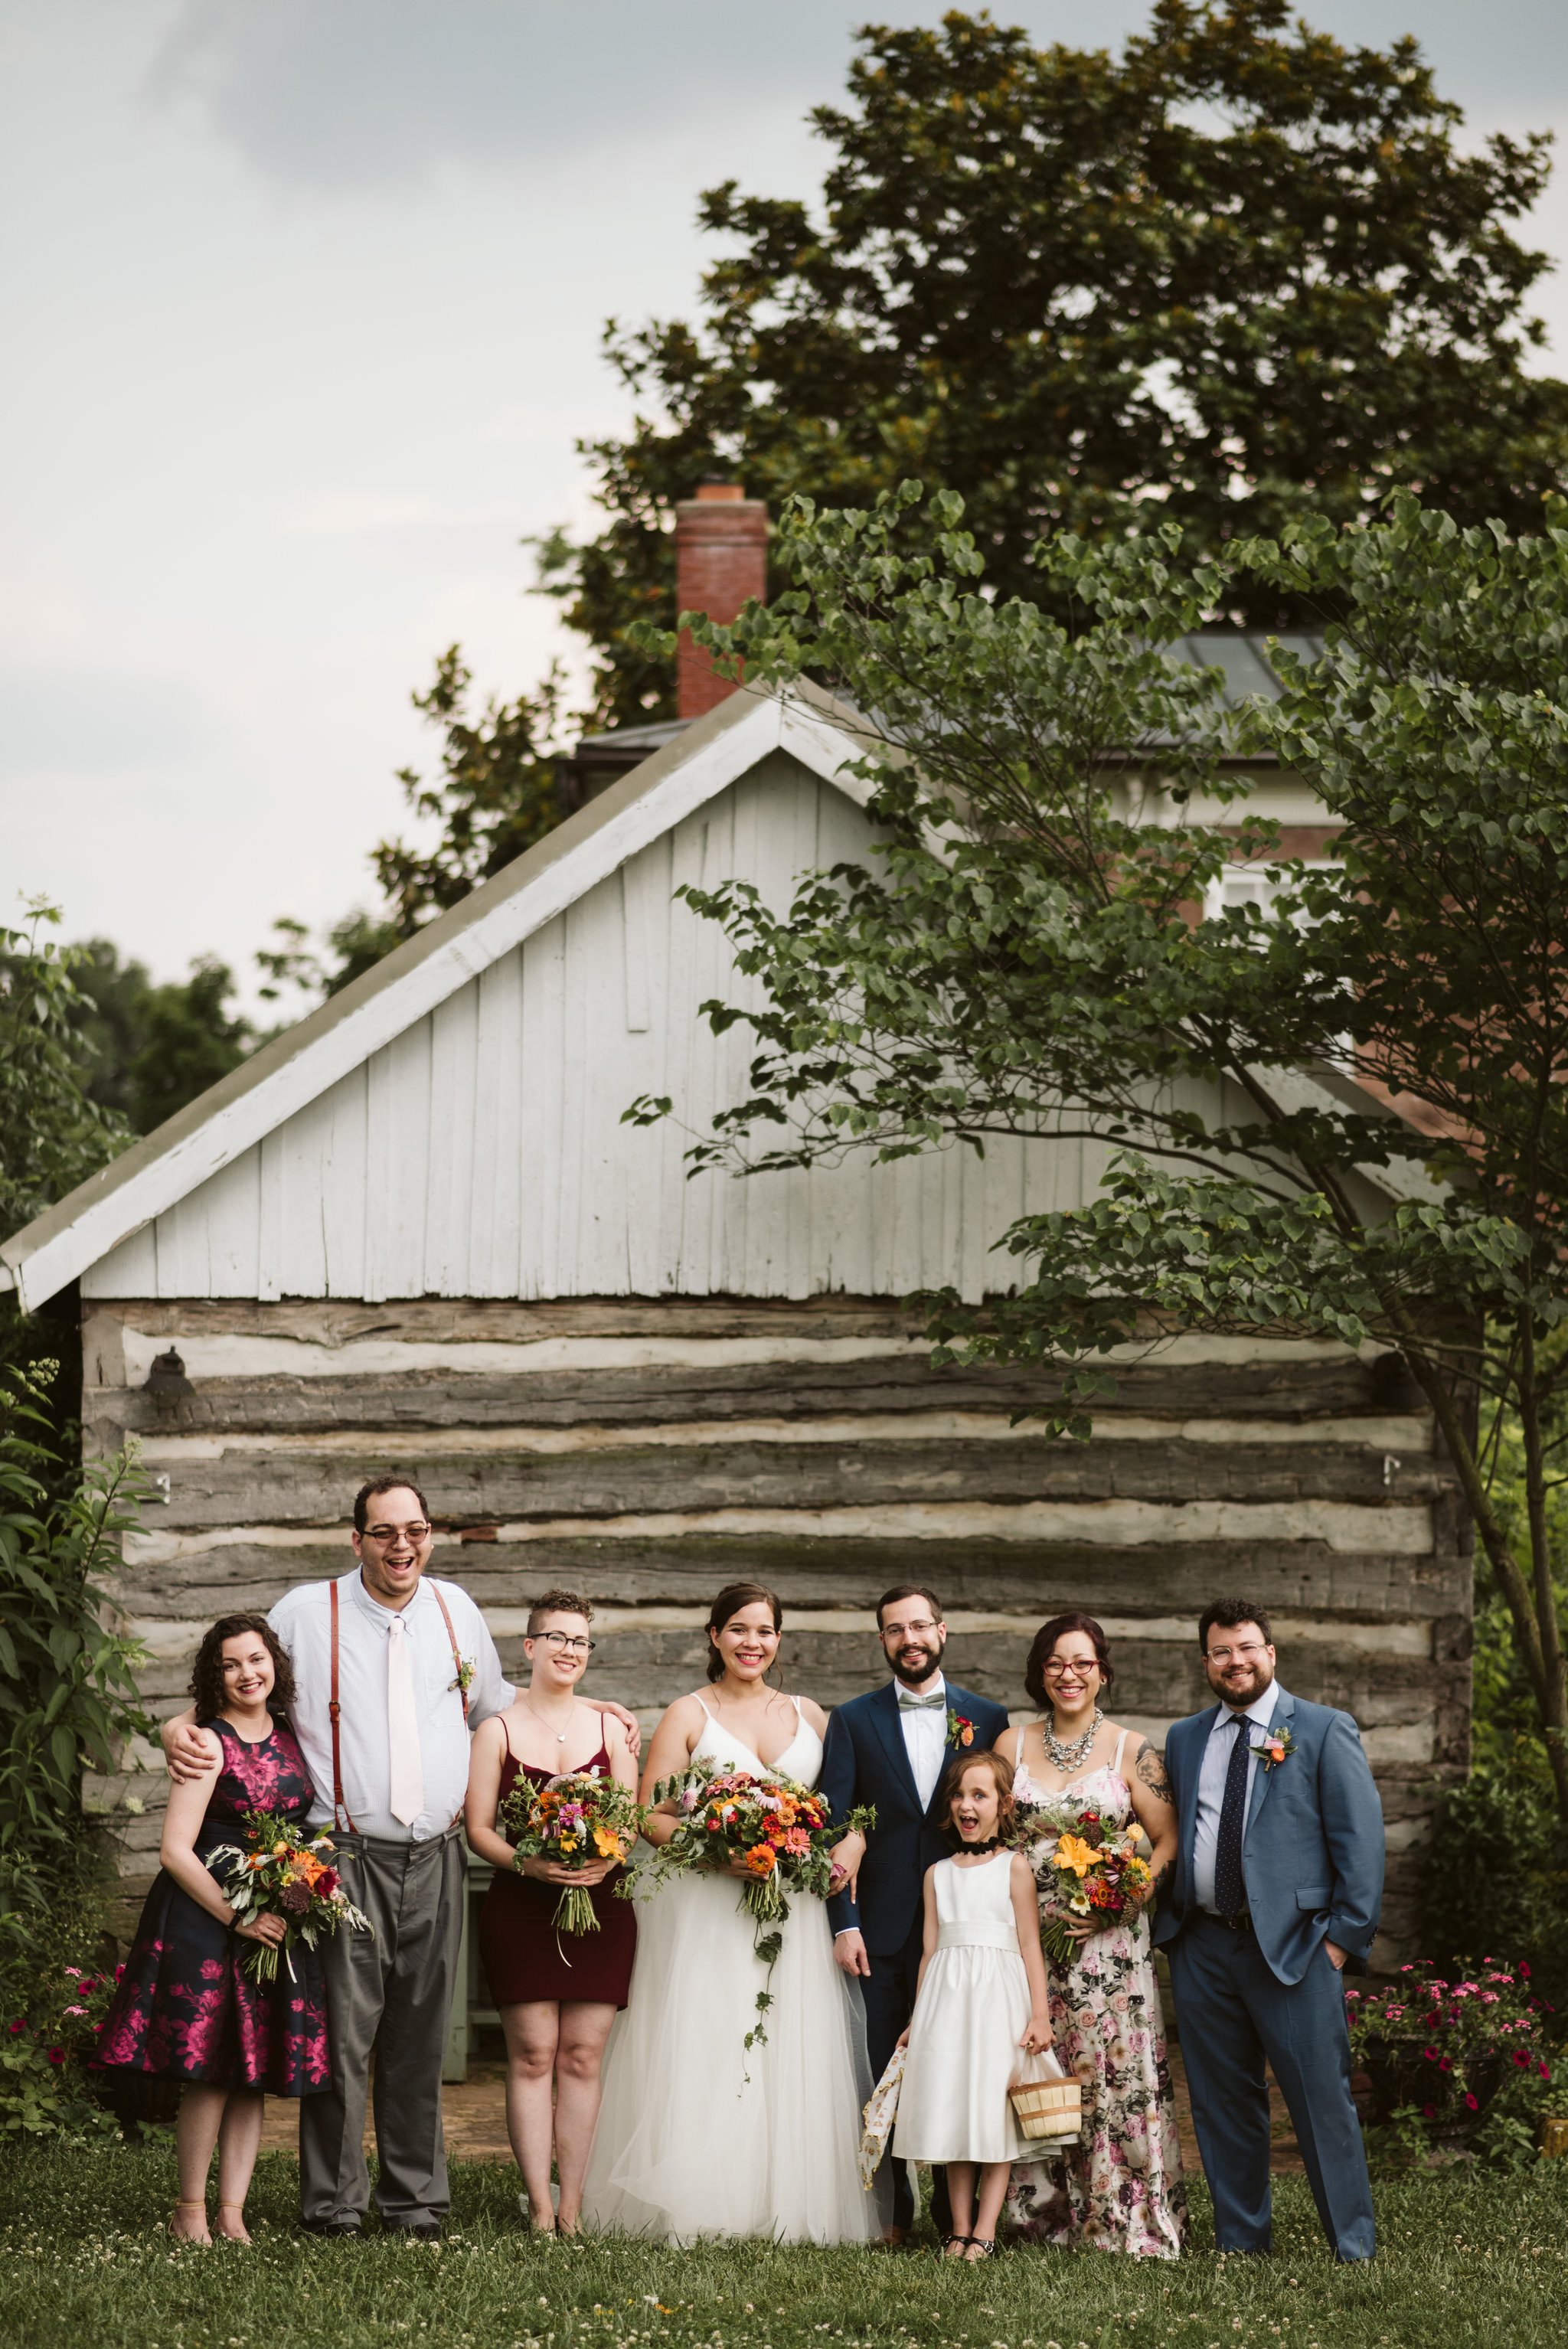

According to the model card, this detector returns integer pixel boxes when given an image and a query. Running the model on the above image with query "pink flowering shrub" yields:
[0,1929,126,2142]
[1347,1959,1560,2171]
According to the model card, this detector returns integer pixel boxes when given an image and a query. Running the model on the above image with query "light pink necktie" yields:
[387,1615,424,1827]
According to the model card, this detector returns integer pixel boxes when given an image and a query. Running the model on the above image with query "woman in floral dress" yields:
[93,1614,329,2242]
[995,1611,1186,2260]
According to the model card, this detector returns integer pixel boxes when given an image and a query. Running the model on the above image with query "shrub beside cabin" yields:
[0,668,1468,2068]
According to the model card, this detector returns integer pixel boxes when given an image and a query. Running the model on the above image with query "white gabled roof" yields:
[2,683,869,1312]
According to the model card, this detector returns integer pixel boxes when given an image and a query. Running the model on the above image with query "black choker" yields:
[952,1833,1006,1854]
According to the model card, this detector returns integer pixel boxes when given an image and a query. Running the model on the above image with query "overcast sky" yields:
[6,0,1568,1004]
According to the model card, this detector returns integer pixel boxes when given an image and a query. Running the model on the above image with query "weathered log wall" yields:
[84,1296,1468,1966]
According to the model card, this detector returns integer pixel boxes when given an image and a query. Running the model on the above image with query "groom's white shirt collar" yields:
[896,1673,947,1706]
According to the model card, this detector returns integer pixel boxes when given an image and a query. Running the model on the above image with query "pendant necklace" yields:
[1044,1704,1103,1774]
[523,1696,573,1746]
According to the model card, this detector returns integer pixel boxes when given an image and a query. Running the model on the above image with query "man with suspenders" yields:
[162,1475,639,2238]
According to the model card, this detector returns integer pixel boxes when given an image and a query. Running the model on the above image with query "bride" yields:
[583,1580,880,2243]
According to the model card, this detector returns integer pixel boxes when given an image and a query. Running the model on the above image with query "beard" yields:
[1209,1658,1275,1710]
[889,1632,946,1688]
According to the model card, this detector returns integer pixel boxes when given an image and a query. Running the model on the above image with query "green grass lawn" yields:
[1,2149,1565,2349]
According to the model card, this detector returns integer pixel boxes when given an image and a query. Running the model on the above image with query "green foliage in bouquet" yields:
[498,1769,644,1939]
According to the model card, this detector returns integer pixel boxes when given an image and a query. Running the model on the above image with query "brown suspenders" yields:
[328,1575,471,1833]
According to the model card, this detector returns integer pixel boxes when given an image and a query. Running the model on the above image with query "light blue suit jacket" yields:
[1151,1686,1383,1985]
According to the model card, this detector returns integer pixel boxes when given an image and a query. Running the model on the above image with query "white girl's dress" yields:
[582,1698,881,2243]
[893,1849,1034,2165]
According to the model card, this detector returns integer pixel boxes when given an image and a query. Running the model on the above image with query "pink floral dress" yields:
[92,1718,329,2096]
[1005,1736,1187,2260]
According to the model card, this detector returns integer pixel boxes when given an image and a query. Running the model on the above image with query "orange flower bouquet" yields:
[1017,1795,1153,1966]
[651,1760,872,1926]
[209,1810,373,1985]
[498,1769,645,1936]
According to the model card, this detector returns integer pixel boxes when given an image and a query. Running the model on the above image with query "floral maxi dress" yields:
[1005,1736,1187,2260]
[93,1717,330,2096]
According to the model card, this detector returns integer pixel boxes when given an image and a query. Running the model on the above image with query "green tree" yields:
[631,484,1568,1811]
[0,907,129,1242]
[70,942,253,1135]
[547,1,1568,724]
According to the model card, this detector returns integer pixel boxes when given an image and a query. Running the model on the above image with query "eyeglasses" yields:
[363,1524,432,1545]
[1205,1642,1269,1664]
[881,1619,939,1638]
[535,1632,596,1656]
[1042,1658,1098,1677]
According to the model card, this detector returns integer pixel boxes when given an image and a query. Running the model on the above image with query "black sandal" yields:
[941,2233,972,2257]
[964,2238,997,2260]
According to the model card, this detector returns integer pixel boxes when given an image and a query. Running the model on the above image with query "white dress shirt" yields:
[270,1569,511,1842]
[897,1673,949,1811]
[1191,1680,1279,1913]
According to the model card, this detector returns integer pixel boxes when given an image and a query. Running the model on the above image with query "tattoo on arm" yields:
[1135,1740,1174,1805]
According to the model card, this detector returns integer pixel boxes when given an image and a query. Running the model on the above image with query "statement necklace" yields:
[1044,1704,1104,1774]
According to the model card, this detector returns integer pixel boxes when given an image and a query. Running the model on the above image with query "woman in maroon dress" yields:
[93,1614,329,2241]
[466,1586,638,2236]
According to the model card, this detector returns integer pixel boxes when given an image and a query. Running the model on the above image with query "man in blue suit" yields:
[819,1584,1011,2240]
[1153,1597,1383,2262]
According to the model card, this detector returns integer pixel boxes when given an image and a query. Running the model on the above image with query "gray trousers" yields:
[299,1824,466,2226]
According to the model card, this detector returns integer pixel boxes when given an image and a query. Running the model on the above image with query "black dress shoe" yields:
[299,2215,362,2238]
[387,2219,442,2241]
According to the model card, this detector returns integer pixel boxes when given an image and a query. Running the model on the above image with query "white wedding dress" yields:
[582,1697,882,2243]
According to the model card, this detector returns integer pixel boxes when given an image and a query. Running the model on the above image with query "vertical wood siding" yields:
[83,755,1056,1304]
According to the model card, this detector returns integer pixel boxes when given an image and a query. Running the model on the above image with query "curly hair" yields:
[1024,1610,1115,1710]
[188,1614,296,1721]
[938,1749,1018,1844]
[527,1587,594,1637]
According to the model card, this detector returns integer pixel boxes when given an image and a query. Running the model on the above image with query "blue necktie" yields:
[1213,1716,1251,1918]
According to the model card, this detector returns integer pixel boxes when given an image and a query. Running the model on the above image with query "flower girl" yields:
[893,1751,1053,2260]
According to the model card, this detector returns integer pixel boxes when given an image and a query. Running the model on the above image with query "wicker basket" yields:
[1008,2074,1082,2140]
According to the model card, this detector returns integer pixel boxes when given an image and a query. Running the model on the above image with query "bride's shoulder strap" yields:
[1111,1728,1129,1778]
[789,1694,803,1723]
[691,1692,714,1722]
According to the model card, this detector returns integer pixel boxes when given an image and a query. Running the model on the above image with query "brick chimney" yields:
[674,480,767,719]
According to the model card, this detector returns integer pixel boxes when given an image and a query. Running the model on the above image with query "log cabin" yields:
[0,631,1468,2067]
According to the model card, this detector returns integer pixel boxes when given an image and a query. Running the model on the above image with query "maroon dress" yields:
[478,1725,638,2008]
[93,1717,329,2096]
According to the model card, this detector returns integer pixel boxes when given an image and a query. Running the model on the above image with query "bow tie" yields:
[898,1690,946,1710]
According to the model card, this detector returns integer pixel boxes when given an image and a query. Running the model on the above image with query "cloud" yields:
[145,0,864,188]
[279,491,497,535]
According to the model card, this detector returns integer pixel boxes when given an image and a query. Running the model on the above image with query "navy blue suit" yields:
[1154,1687,1383,2260]
[819,1680,1010,2230]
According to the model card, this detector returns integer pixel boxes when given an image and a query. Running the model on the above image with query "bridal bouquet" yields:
[650,1759,875,1926]
[209,1811,374,1985]
[650,1759,875,2062]
[1011,1785,1152,1967]
[498,1767,645,1936]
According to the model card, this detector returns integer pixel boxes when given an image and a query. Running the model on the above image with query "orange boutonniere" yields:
[946,1708,975,1748]
[1250,1725,1295,1771]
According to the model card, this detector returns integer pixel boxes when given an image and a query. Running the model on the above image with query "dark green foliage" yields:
[0,1363,155,1902]
[69,939,253,1136]
[1416,1772,1568,2024]
[640,482,1568,1805]
[548,2,1568,722]
[0,907,129,1241]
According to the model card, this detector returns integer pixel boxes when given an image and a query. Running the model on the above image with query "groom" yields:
[821,1584,1010,2240]
[1153,1596,1383,2262]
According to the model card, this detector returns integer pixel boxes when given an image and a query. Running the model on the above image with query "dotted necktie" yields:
[1212,1715,1251,1919]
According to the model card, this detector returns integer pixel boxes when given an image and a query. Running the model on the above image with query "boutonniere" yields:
[450,1656,476,1697]
[1250,1725,1295,1771]
[946,1708,975,1749]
